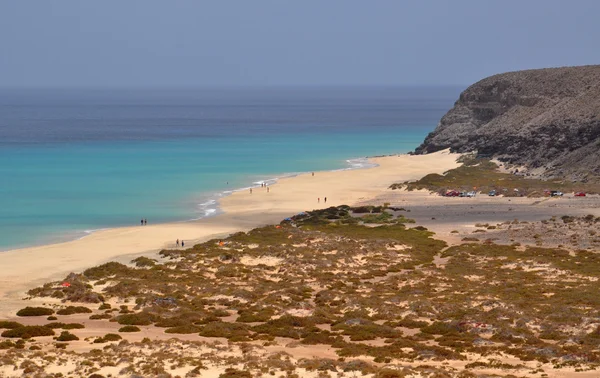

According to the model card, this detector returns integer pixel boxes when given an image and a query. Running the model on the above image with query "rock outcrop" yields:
[415,65,600,181]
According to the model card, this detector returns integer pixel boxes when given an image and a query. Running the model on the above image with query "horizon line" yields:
[0,83,467,90]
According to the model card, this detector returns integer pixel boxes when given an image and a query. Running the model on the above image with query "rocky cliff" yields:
[415,65,600,182]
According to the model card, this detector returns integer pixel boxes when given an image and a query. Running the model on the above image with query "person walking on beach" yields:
[324,197,327,203]
[176,239,180,247]
[181,240,185,247]
[141,219,144,226]
[144,218,147,225]
[318,198,320,203]
[267,186,270,193]
[250,188,253,194]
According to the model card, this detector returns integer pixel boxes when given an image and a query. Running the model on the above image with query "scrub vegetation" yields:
[1,205,599,376]
[390,156,600,196]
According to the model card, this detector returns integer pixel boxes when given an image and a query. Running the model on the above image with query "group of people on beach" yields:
[250,183,270,194]
[176,239,184,248]
[140,218,147,226]
[318,197,327,203]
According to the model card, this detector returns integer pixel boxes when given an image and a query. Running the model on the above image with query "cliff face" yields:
[415,65,600,181]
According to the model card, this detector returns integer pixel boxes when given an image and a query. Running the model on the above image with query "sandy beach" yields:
[0,150,461,317]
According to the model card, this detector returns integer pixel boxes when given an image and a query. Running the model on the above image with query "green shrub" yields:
[93,333,122,343]
[103,333,122,341]
[56,306,92,315]
[44,322,85,329]
[16,307,54,317]
[236,307,275,323]
[421,321,460,336]
[83,262,130,279]
[376,368,406,378]
[219,368,252,378]
[118,325,141,332]
[199,322,250,341]
[115,312,157,325]
[1,326,55,339]
[0,340,16,349]
[0,321,24,329]
[165,325,201,334]
[89,314,112,320]
[56,331,79,341]
[132,256,157,267]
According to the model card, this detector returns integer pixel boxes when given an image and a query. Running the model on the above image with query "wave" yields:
[344,157,378,170]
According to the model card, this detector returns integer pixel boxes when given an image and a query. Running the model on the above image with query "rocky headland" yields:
[415,65,600,182]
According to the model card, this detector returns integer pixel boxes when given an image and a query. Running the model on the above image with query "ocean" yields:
[0,86,461,251]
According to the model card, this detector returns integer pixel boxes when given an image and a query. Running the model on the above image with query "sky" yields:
[1,1,599,87]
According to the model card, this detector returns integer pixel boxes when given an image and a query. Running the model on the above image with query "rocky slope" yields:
[415,65,600,181]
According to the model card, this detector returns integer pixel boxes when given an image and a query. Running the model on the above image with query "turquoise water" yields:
[0,87,460,250]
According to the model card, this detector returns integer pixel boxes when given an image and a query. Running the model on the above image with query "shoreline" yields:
[0,157,378,253]
[0,150,460,316]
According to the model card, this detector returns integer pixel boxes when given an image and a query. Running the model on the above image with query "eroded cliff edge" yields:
[415,65,600,181]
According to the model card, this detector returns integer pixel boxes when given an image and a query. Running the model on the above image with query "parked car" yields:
[444,190,460,197]
[574,192,586,197]
[550,190,563,197]
[466,191,476,197]
[488,190,496,196]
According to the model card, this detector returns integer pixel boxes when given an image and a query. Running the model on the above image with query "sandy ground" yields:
[0,150,461,317]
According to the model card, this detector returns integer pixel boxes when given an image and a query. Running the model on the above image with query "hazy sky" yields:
[1,1,599,87]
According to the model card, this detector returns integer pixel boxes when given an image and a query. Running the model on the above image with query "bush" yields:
[44,322,85,329]
[16,307,54,317]
[164,325,201,334]
[47,316,58,321]
[93,333,122,343]
[118,325,141,332]
[132,256,157,267]
[56,306,92,315]
[421,322,462,336]
[199,322,251,341]
[0,321,24,329]
[90,314,112,320]
[83,262,130,279]
[56,331,79,341]
[219,368,252,378]
[0,340,16,349]
[376,368,406,378]
[1,326,55,339]
[115,312,157,326]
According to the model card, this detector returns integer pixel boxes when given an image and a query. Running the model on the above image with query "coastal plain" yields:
[1,150,600,378]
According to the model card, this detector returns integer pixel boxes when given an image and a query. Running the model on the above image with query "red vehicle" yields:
[574,192,586,197]
[444,190,460,197]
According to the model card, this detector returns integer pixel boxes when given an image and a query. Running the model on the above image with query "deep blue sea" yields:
[0,87,461,250]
